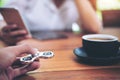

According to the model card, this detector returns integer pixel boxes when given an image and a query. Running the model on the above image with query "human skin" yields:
[0,24,32,45]
[74,0,103,34]
[0,44,40,80]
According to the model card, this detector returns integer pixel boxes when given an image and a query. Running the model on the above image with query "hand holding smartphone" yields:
[0,8,30,34]
[0,8,31,45]
[0,8,67,42]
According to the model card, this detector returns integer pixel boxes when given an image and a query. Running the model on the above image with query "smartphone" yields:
[0,8,67,40]
[0,8,30,35]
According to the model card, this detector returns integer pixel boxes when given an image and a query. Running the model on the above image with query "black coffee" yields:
[87,38,113,41]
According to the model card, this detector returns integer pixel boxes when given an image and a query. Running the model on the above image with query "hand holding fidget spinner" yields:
[20,50,54,64]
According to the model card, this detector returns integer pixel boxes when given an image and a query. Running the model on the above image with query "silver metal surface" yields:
[20,51,54,64]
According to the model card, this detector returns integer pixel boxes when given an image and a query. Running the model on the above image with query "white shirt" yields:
[5,0,79,32]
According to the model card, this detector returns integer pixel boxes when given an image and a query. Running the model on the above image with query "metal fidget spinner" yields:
[20,51,54,64]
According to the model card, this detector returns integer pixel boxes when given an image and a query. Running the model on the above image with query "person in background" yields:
[0,44,40,80]
[0,0,103,45]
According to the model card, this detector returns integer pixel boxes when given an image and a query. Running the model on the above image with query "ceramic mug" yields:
[82,34,120,58]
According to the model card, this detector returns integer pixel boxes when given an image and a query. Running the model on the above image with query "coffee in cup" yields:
[82,34,120,58]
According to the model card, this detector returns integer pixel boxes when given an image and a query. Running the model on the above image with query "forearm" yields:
[74,0,103,33]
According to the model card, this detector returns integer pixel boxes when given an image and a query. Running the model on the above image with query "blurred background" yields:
[0,0,120,27]
[95,0,120,27]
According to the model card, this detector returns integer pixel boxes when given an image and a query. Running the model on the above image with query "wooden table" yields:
[3,27,120,80]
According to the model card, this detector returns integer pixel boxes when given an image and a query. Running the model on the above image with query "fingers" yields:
[0,24,30,45]
[11,44,37,56]
[0,44,38,69]
[2,27,28,38]
[13,61,40,77]
[1,24,28,39]
[1,44,37,57]
[26,34,32,39]
[8,29,27,37]
[2,32,30,45]
[2,24,18,33]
